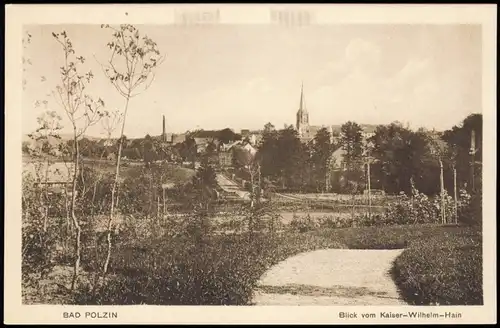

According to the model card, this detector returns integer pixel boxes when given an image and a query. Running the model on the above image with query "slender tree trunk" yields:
[453,165,458,224]
[103,95,130,277]
[43,158,50,233]
[157,196,160,222]
[163,188,166,216]
[64,183,70,250]
[90,146,107,293]
[249,167,255,209]
[439,158,445,224]
[257,163,261,206]
[351,192,355,221]
[70,128,81,291]
[367,160,371,220]
[470,129,475,193]
[148,172,153,218]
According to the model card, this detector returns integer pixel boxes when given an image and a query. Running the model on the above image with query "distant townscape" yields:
[21,24,483,308]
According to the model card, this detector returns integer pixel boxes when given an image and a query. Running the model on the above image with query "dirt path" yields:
[216,174,251,200]
[252,248,407,305]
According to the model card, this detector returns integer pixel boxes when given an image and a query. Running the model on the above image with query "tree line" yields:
[231,114,482,196]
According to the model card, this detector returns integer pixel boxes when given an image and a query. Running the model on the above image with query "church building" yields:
[295,83,334,143]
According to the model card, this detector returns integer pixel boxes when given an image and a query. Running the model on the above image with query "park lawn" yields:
[72,221,481,306]
[81,158,195,185]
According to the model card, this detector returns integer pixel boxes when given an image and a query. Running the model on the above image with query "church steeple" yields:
[296,82,309,136]
[299,81,306,112]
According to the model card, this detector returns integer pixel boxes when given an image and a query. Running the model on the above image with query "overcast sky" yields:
[23,24,482,138]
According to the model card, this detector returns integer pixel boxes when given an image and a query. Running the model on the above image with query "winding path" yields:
[251,249,407,306]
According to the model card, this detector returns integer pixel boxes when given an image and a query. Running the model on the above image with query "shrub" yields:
[74,214,285,305]
[22,173,68,290]
[458,190,482,226]
[392,227,482,305]
[381,184,469,226]
[288,214,319,233]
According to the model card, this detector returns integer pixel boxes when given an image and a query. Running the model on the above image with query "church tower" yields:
[296,82,309,137]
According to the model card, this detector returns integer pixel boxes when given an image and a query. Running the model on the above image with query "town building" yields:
[294,83,377,145]
[240,129,262,146]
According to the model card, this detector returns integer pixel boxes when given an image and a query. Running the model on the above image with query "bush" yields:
[289,214,319,232]
[392,227,482,305]
[22,172,72,296]
[458,191,482,226]
[381,184,470,226]
[74,215,283,305]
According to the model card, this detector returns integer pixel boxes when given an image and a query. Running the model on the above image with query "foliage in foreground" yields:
[71,221,482,306]
[391,226,482,305]
[74,215,287,305]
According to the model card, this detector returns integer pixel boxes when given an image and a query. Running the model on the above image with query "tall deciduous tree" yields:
[369,122,431,195]
[311,127,334,192]
[258,123,279,180]
[442,113,482,191]
[143,134,156,168]
[339,121,364,191]
[276,126,304,190]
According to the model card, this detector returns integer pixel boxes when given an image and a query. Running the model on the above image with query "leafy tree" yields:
[258,123,279,179]
[232,145,252,169]
[311,127,334,192]
[180,136,198,169]
[257,123,311,192]
[339,121,364,191]
[203,140,219,167]
[190,157,219,210]
[296,142,313,191]
[206,140,217,154]
[276,126,305,190]
[369,123,433,195]
[143,134,156,167]
[442,113,482,192]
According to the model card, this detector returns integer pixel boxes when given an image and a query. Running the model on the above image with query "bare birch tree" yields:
[97,24,164,278]
[51,30,104,291]
[28,110,64,234]
[90,110,122,293]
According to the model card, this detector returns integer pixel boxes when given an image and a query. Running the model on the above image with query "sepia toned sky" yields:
[23,24,482,138]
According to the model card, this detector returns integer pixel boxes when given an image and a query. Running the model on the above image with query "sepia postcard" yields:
[4,3,497,325]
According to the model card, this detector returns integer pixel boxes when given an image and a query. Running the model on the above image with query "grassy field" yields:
[80,158,195,184]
